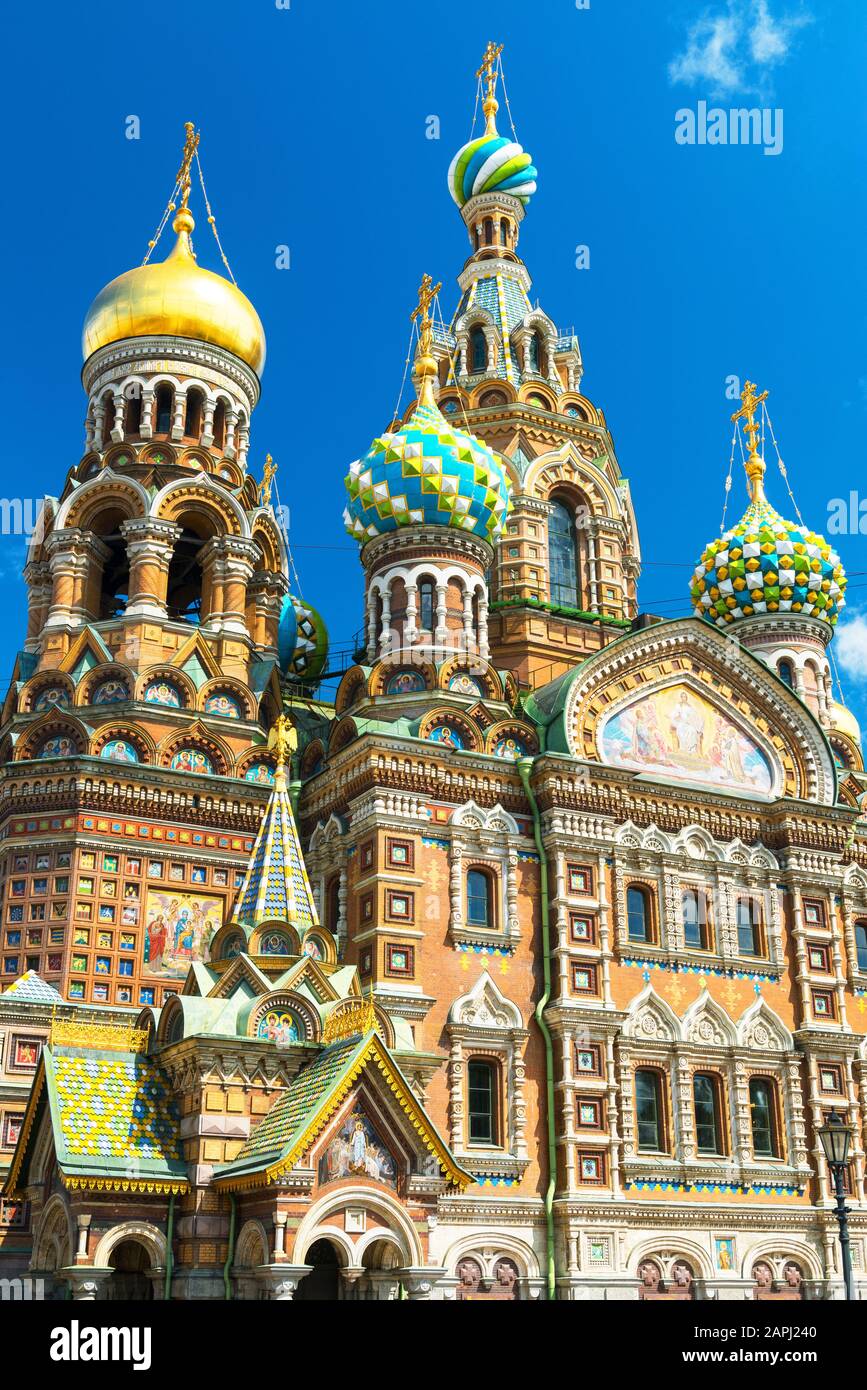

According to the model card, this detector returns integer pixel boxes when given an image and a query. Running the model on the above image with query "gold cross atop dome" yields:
[732,379,769,502]
[411,273,442,408]
[477,41,504,135]
[259,453,277,508]
[267,712,298,787]
[176,121,201,212]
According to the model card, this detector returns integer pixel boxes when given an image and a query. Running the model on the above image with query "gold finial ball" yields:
[413,352,438,382]
[173,206,196,236]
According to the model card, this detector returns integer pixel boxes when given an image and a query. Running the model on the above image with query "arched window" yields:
[212,400,227,451]
[483,217,493,246]
[500,218,509,246]
[736,896,762,956]
[547,497,579,607]
[184,388,204,439]
[777,659,794,689]
[626,885,651,943]
[693,1072,725,1155]
[856,922,867,972]
[749,1077,780,1158]
[467,868,493,928]
[325,877,340,935]
[635,1069,666,1151]
[125,388,142,436]
[467,1058,499,1144]
[166,527,204,624]
[681,888,710,950]
[417,578,435,632]
[102,394,116,442]
[155,385,173,435]
[527,331,545,375]
[470,327,487,374]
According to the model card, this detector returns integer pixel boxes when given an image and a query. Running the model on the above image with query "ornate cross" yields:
[259,453,277,508]
[731,380,768,460]
[176,121,200,210]
[477,40,504,101]
[410,273,442,359]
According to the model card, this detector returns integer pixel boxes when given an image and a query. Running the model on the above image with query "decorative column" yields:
[120,519,182,621]
[61,1268,113,1301]
[23,560,53,652]
[366,588,378,662]
[434,582,448,653]
[198,537,226,632]
[44,529,100,631]
[224,409,239,460]
[379,587,393,658]
[273,1210,288,1260]
[171,390,185,440]
[255,1264,312,1300]
[110,390,126,443]
[477,589,490,661]
[219,538,259,637]
[461,588,474,654]
[201,399,216,448]
[449,844,463,932]
[140,389,155,439]
[400,1268,447,1300]
[404,584,418,650]
[448,1038,464,1149]
[92,399,107,451]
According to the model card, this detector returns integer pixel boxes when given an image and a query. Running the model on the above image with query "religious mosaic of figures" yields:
[101,739,139,763]
[144,679,182,707]
[170,747,214,775]
[600,683,773,795]
[143,889,221,978]
[256,1008,300,1043]
[318,1108,397,1187]
[33,686,70,711]
[244,761,275,785]
[204,690,242,718]
[91,678,129,704]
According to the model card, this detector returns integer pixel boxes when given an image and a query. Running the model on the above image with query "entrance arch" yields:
[107,1240,154,1300]
[295,1239,342,1302]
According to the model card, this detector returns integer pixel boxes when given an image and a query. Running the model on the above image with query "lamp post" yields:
[818,1109,855,1301]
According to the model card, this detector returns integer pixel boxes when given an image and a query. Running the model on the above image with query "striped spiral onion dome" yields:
[448,132,538,208]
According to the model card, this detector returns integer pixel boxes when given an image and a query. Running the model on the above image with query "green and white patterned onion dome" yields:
[448,131,538,208]
[343,399,512,546]
[691,493,847,629]
[278,593,329,682]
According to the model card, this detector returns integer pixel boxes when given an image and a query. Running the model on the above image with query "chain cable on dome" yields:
[194,147,237,285]
[141,177,183,266]
[389,320,416,431]
[762,400,806,526]
[496,52,520,141]
[720,422,738,533]
[829,644,847,707]
[271,475,304,600]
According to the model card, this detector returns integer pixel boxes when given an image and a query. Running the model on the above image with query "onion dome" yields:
[691,383,846,629]
[691,495,846,628]
[278,594,329,683]
[83,125,265,374]
[447,44,537,208]
[343,275,511,546]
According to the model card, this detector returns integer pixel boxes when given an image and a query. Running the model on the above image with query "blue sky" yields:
[2,0,866,722]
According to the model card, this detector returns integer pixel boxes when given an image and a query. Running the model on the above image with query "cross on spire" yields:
[176,121,200,211]
[477,41,504,134]
[731,380,770,502]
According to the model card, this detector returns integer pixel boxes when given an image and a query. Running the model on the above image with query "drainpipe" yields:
[223,1193,237,1301]
[163,1193,175,1301]
[517,756,557,1302]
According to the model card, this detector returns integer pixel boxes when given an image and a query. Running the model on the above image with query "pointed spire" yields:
[233,713,319,932]
[731,379,770,504]
[410,272,442,410]
[477,40,504,137]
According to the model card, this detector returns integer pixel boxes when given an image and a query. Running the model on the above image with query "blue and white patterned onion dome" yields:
[343,400,512,546]
[278,593,329,682]
[691,494,847,629]
[448,132,538,208]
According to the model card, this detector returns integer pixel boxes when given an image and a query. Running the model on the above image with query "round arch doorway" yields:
[295,1239,341,1301]
[108,1240,154,1300]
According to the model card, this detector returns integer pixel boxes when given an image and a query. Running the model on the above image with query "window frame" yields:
[748,1075,781,1160]
[855,921,867,973]
[736,895,765,957]
[626,883,654,945]
[692,1070,727,1156]
[466,1056,501,1147]
[466,867,495,930]
[681,886,712,952]
[634,1067,667,1153]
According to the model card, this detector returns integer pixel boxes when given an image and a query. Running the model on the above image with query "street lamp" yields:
[818,1109,855,1300]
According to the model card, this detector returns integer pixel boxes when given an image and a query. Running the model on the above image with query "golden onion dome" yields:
[829,699,862,747]
[82,207,266,375]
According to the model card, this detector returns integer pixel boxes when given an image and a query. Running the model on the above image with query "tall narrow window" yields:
[626,885,651,943]
[125,390,142,436]
[470,327,487,373]
[184,388,204,439]
[212,400,227,450]
[467,869,492,928]
[103,394,116,440]
[635,1069,665,1151]
[736,897,762,956]
[856,922,867,972]
[155,385,173,435]
[749,1077,779,1158]
[483,217,493,245]
[500,217,509,246]
[682,889,709,950]
[417,579,435,632]
[467,1059,498,1143]
[547,497,578,607]
[693,1073,724,1154]
[778,659,794,689]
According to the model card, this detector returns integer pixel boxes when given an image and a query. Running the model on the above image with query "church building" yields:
[2,46,867,1302]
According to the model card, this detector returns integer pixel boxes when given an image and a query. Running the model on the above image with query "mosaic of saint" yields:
[143,889,221,977]
[599,683,773,795]
[318,1108,397,1188]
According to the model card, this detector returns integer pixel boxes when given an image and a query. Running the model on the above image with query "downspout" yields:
[163,1193,175,1301]
[517,755,557,1302]
[223,1193,237,1300]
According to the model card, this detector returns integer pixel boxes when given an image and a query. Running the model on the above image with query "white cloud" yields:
[669,0,811,98]
[835,612,867,682]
